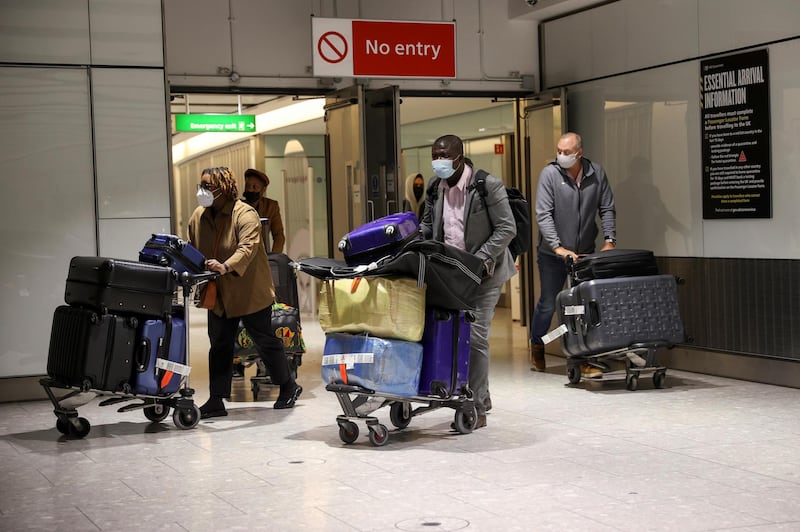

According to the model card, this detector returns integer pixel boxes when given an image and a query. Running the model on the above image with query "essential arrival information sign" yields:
[700,49,771,219]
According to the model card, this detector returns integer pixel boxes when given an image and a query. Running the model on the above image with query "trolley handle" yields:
[178,270,220,288]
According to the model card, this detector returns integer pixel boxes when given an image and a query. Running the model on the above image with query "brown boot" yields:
[530,344,546,372]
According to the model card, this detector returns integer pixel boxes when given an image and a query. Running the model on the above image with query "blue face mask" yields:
[432,158,457,179]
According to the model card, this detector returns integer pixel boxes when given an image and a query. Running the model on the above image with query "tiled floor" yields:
[2,307,800,531]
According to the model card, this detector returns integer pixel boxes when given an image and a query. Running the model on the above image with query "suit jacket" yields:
[420,165,517,287]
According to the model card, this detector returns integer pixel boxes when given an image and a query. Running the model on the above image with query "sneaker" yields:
[232,362,245,379]
[274,384,303,409]
[580,364,603,379]
[530,344,546,372]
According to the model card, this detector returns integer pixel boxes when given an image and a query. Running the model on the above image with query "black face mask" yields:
[413,184,424,201]
[243,191,260,203]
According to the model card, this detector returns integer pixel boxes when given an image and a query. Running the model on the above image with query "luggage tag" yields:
[542,304,584,344]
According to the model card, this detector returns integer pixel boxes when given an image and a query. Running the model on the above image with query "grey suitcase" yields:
[556,274,684,357]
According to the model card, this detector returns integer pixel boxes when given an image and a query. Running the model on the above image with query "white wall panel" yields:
[164,0,232,76]
[541,13,593,87]
[626,0,698,71]
[92,68,170,220]
[699,0,800,56]
[0,67,95,377]
[98,218,172,260]
[89,0,164,66]
[0,0,90,65]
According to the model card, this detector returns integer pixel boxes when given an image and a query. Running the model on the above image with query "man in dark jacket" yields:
[530,132,616,376]
[420,134,516,428]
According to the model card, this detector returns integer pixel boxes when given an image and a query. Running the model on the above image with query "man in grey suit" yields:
[420,134,517,429]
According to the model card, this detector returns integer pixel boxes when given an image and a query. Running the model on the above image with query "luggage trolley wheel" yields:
[567,364,582,385]
[143,399,171,423]
[367,423,389,447]
[338,420,359,444]
[653,369,667,389]
[453,403,478,434]
[57,415,91,438]
[389,401,412,429]
[626,373,639,391]
[173,405,201,430]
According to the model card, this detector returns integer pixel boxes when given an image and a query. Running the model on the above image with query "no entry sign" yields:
[312,17,456,78]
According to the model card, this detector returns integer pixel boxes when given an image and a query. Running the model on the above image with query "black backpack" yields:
[426,169,532,260]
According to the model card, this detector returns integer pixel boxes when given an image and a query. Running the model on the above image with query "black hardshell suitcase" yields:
[556,274,684,357]
[47,305,137,392]
[572,249,659,285]
[65,256,176,318]
[268,253,299,308]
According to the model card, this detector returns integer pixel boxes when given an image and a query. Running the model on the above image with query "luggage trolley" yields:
[39,270,217,438]
[556,255,685,391]
[321,313,478,447]
[326,383,477,447]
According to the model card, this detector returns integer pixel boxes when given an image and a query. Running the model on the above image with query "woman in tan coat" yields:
[188,166,301,418]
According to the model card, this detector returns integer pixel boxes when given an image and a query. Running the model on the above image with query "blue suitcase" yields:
[418,308,471,397]
[132,310,186,395]
[139,233,206,275]
[337,212,421,266]
[321,333,423,397]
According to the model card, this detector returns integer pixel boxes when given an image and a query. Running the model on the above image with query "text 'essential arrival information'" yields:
[700,49,772,219]
[312,17,456,78]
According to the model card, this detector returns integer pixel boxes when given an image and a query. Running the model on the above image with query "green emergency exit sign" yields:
[175,114,256,133]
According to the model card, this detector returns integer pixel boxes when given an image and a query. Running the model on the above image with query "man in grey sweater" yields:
[529,132,616,376]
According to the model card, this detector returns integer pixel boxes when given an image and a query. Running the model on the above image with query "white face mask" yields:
[432,158,457,179]
[196,187,215,208]
[557,152,579,169]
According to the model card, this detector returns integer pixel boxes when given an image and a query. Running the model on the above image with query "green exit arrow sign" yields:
[175,114,257,133]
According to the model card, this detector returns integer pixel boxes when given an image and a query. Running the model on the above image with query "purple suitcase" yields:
[139,233,206,275]
[337,212,421,266]
[47,305,137,392]
[132,310,186,395]
[556,274,684,357]
[418,308,471,397]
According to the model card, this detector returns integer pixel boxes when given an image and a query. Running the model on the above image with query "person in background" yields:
[242,168,286,254]
[529,132,616,376]
[419,134,516,429]
[188,166,302,418]
[403,172,426,221]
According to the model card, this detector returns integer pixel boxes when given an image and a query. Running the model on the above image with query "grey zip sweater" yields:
[535,158,616,256]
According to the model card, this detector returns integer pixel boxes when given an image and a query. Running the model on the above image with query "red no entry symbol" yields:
[318,31,348,64]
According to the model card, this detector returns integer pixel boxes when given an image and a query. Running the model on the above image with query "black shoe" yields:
[232,363,245,379]
[199,398,228,419]
[483,396,492,412]
[274,385,302,409]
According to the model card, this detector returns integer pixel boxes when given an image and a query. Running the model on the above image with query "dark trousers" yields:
[207,306,291,398]
[530,250,569,344]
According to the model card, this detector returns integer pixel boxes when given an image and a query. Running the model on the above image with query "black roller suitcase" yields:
[47,305,137,392]
[573,249,659,285]
[556,274,684,357]
[65,256,176,318]
[268,253,299,308]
